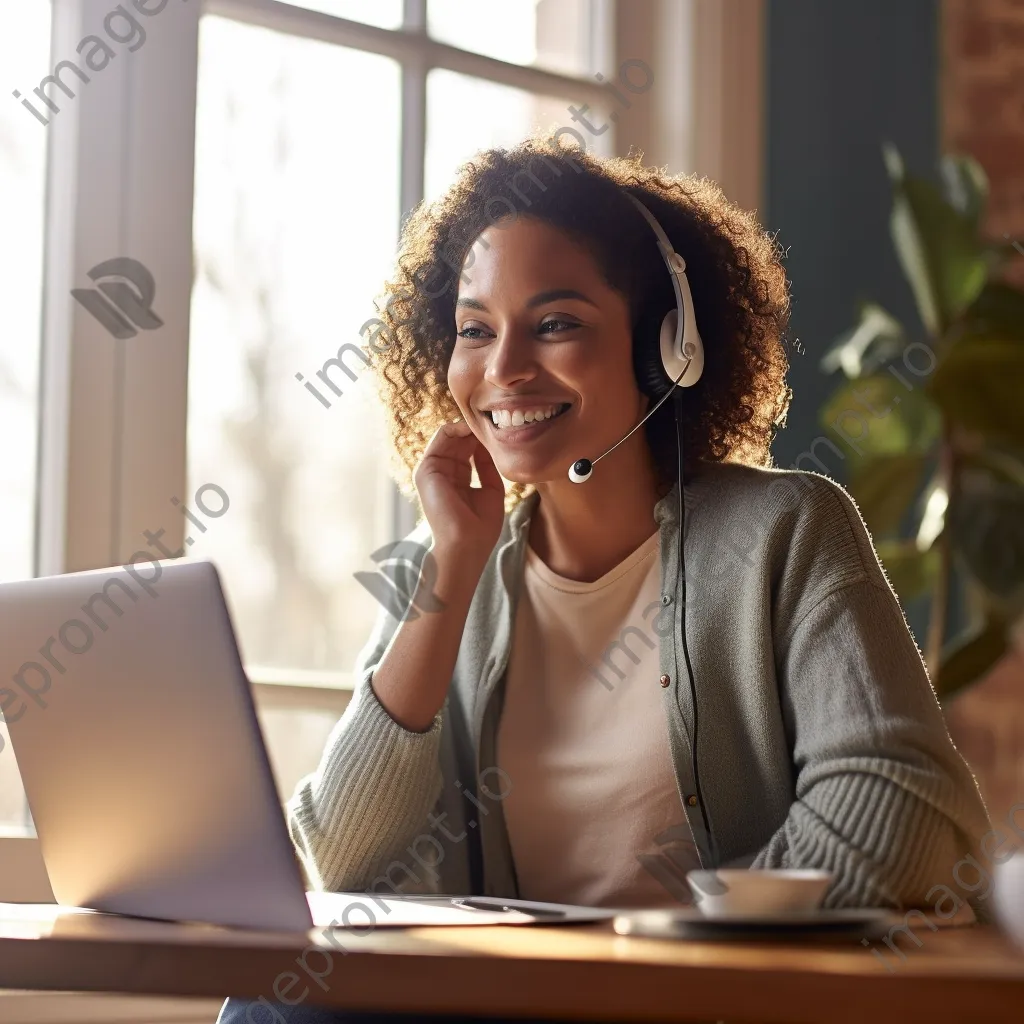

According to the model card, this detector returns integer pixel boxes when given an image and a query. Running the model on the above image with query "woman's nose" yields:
[484,329,538,389]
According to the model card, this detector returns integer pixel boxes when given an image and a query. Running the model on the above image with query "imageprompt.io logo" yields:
[354,540,446,623]
[636,824,702,905]
[71,257,164,339]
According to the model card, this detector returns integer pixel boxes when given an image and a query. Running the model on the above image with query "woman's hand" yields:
[413,419,506,573]
[363,420,503,733]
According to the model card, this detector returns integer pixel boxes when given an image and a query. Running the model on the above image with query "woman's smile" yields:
[480,401,573,444]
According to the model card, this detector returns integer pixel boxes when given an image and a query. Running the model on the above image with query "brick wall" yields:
[942,0,1024,261]
[940,0,1024,823]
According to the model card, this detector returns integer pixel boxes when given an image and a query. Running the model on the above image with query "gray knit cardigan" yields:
[287,464,993,922]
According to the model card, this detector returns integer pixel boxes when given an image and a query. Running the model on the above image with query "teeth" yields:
[489,405,565,429]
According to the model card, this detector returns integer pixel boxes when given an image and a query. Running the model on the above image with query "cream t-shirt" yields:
[496,531,700,909]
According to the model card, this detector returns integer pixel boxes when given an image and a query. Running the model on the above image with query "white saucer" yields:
[613,907,899,940]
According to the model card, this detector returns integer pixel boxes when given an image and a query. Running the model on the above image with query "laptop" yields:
[0,559,610,931]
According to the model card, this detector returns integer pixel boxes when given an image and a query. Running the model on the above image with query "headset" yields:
[567,192,715,860]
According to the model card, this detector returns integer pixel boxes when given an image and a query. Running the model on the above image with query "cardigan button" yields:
[659,674,671,687]
[661,594,672,605]
[686,795,699,807]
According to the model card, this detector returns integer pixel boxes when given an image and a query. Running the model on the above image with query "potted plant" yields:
[820,145,1024,700]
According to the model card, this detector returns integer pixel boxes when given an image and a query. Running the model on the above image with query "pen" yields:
[452,898,565,917]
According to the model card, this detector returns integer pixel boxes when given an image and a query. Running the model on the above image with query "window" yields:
[188,15,400,678]
[184,0,611,793]
[425,71,589,202]
[429,0,598,76]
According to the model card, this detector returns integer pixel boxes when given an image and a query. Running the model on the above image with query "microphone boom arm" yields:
[587,360,691,470]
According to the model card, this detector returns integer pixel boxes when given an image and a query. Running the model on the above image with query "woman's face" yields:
[448,216,646,485]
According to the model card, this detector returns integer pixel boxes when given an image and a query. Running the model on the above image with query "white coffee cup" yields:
[686,868,833,918]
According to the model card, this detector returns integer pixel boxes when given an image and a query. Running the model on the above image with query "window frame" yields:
[2,0,765,908]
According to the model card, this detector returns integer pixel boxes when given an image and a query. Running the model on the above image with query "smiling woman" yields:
[221,136,994,1024]
[372,135,792,512]
[306,135,988,891]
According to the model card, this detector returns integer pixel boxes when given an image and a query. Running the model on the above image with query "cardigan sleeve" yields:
[750,575,994,922]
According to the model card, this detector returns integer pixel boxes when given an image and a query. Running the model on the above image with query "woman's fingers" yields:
[471,436,505,493]
[421,421,486,474]
[420,420,504,498]
[413,421,507,564]
[423,418,474,455]
[418,420,477,480]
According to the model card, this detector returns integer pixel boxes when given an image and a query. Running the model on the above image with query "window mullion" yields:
[388,0,429,542]
[38,0,201,576]
[37,0,121,576]
[403,0,427,34]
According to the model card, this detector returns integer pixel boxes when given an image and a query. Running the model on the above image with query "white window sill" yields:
[249,668,354,714]
[246,666,353,690]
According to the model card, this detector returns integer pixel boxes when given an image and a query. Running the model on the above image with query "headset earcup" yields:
[662,301,704,388]
[633,310,677,400]
[659,309,680,380]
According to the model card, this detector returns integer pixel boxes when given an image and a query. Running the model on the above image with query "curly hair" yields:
[366,133,793,510]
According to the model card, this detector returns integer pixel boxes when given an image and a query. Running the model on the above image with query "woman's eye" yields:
[538,318,580,335]
[456,325,490,340]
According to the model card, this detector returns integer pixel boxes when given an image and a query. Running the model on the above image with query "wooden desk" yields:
[1,904,1022,1023]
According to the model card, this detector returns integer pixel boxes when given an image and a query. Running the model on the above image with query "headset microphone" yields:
[567,194,704,484]
[567,360,690,483]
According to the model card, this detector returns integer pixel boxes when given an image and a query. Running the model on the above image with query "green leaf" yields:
[849,453,929,536]
[934,617,1009,700]
[948,452,1024,603]
[820,374,942,458]
[820,302,906,378]
[939,154,989,229]
[875,539,940,604]
[883,143,988,335]
[928,338,1024,444]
